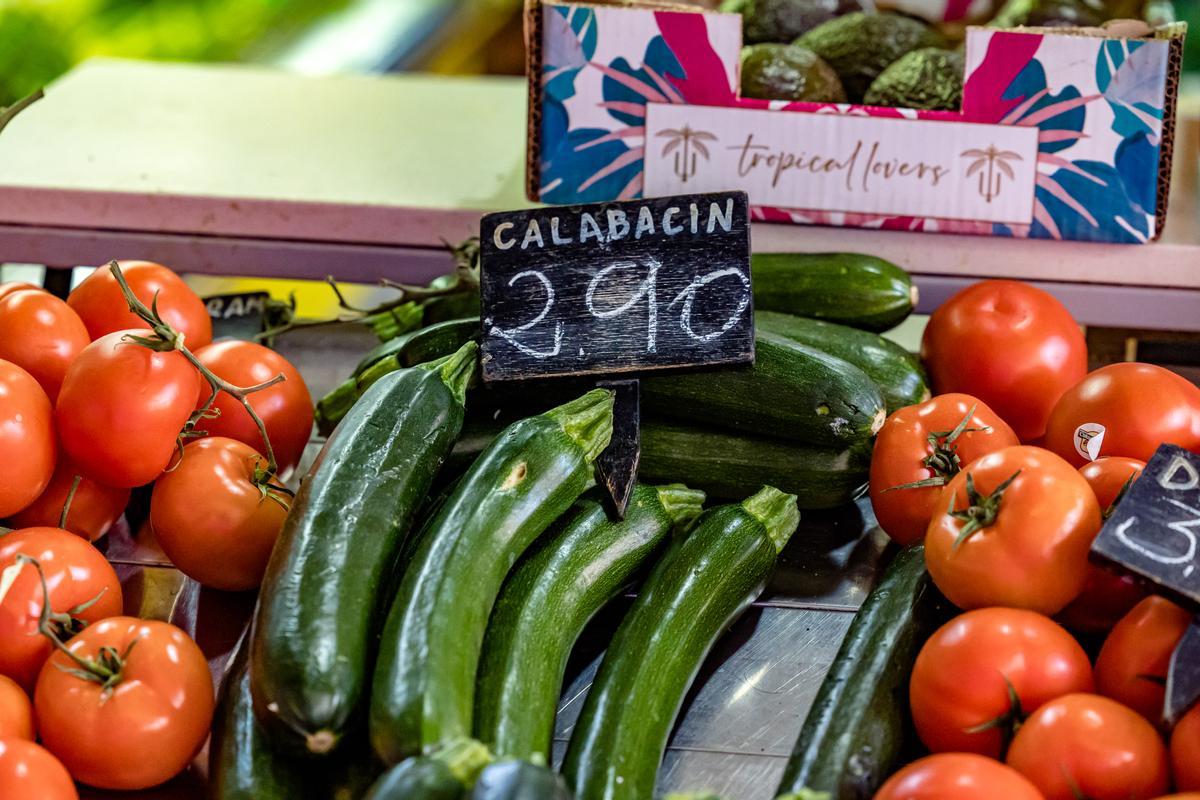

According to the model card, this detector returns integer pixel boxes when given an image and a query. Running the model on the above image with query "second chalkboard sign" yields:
[479,191,752,382]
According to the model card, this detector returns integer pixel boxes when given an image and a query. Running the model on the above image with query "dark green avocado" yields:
[797,12,947,101]
[741,43,848,102]
[725,0,874,45]
[863,47,964,110]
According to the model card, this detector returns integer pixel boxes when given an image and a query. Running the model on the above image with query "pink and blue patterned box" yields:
[524,0,1186,244]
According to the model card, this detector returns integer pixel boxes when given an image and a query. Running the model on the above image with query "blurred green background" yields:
[1,0,1194,107]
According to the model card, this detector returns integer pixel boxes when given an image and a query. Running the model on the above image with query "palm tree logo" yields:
[657,126,717,183]
[962,146,1024,203]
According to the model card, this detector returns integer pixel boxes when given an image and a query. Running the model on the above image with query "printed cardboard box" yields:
[525,0,1186,243]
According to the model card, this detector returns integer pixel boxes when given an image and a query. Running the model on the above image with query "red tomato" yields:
[925,446,1102,614]
[872,753,1044,800]
[0,360,55,517]
[67,260,212,347]
[0,527,123,690]
[1095,596,1191,725]
[192,341,313,474]
[1007,693,1169,800]
[1172,703,1200,791]
[34,616,214,790]
[151,437,289,590]
[0,739,78,800]
[0,674,34,740]
[921,280,1087,442]
[7,457,130,542]
[1044,363,1200,467]
[1057,457,1148,632]
[910,607,1093,757]
[0,282,42,301]
[56,330,202,488]
[1151,796,1200,800]
[870,393,1020,545]
[0,290,90,401]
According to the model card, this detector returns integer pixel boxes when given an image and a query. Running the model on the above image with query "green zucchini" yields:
[209,636,312,800]
[251,342,478,756]
[363,300,425,342]
[752,253,917,332]
[471,761,574,800]
[775,545,945,800]
[355,317,480,377]
[422,273,481,326]
[369,389,615,765]
[563,487,801,800]
[640,421,869,508]
[641,330,886,447]
[475,484,705,762]
[364,739,491,800]
[316,319,480,436]
[755,311,929,413]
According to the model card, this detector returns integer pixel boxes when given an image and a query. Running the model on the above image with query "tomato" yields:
[0,527,123,690]
[34,616,213,790]
[921,280,1087,442]
[151,437,289,590]
[870,393,1020,545]
[0,282,42,301]
[910,607,1093,757]
[0,289,90,401]
[1057,457,1148,632]
[0,674,34,740]
[56,330,202,488]
[0,739,78,800]
[192,340,313,474]
[872,753,1044,800]
[67,260,211,347]
[1094,596,1190,725]
[0,360,55,517]
[1171,703,1200,791]
[1044,363,1200,467]
[1007,693,1169,800]
[7,457,130,542]
[925,446,1101,614]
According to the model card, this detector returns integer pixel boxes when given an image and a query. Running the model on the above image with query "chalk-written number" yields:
[1114,454,1200,578]
[485,260,751,359]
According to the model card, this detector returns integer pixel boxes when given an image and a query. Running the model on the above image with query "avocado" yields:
[740,43,848,103]
[797,12,947,101]
[863,48,964,110]
[728,0,875,45]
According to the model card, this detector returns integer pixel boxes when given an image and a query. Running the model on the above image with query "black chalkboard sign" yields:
[478,191,753,382]
[1091,443,1200,608]
[204,291,270,341]
[1167,619,1200,725]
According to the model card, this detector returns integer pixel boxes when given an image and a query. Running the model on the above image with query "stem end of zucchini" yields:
[314,378,360,437]
[655,484,706,529]
[742,486,800,554]
[434,736,493,785]
[544,388,615,464]
[421,340,479,406]
[776,792,833,800]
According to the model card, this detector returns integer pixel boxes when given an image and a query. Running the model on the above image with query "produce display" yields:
[1,238,1199,800]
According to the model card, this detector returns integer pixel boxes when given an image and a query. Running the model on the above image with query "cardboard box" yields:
[525,0,1186,243]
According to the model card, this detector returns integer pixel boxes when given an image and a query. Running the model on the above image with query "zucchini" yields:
[755,311,929,413]
[364,739,491,800]
[474,484,705,762]
[251,342,478,756]
[775,545,946,800]
[369,389,616,765]
[562,487,801,800]
[209,635,312,800]
[355,317,480,376]
[641,330,886,447]
[316,319,480,436]
[471,761,574,800]
[640,421,869,508]
[422,273,481,326]
[752,253,917,332]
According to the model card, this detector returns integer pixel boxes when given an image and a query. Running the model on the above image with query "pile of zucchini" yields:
[210,252,925,799]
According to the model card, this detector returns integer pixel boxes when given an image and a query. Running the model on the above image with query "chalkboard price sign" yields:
[1091,443,1200,608]
[478,191,753,382]
[1167,620,1200,725]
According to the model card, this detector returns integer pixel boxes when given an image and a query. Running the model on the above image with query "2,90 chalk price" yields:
[479,191,753,383]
